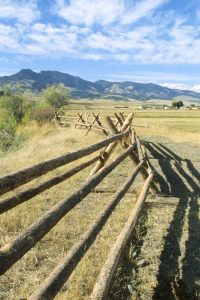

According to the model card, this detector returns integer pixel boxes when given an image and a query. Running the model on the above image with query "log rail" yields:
[0,113,158,300]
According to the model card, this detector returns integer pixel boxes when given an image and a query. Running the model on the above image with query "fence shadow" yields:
[144,141,200,300]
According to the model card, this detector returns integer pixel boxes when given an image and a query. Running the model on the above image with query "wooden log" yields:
[119,112,125,121]
[92,113,108,136]
[74,113,84,128]
[114,113,123,127]
[106,117,159,194]
[90,173,154,300]
[141,144,155,176]
[89,114,133,177]
[0,130,130,196]
[0,155,100,214]
[135,136,144,161]
[29,160,144,300]
[59,116,77,119]
[0,144,135,275]
[85,113,100,136]
[58,121,70,125]
[74,122,89,128]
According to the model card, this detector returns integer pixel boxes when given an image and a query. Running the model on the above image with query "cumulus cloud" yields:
[161,83,200,92]
[54,0,124,26]
[0,0,200,66]
[0,0,40,24]
[54,0,167,27]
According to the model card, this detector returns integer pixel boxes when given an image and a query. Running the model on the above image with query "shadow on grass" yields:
[110,210,149,300]
[144,142,200,300]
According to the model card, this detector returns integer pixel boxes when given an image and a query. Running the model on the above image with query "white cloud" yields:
[0,24,20,50]
[190,84,200,93]
[121,0,168,25]
[55,0,124,26]
[55,0,167,27]
[1,0,200,68]
[0,0,40,24]
[161,83,200,93]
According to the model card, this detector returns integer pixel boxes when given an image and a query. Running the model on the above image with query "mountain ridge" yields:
[0,69,200,101]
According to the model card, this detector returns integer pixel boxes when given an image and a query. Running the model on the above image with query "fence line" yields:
[91,173,154,300]
[29,160,145,300]
[0,112,159,299]
[0,129,129,196]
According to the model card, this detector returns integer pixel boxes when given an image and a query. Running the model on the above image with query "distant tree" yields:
[172,100,184,109]
[43,84,68,109]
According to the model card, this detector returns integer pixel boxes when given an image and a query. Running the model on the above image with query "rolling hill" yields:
[0,69,200,101]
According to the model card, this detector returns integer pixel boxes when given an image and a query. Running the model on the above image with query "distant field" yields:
[66,100,200,143]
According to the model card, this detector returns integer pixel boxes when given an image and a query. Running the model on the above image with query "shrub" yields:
[43,84,68,109]
[0,110,17,151]
[0,94,26,123]
[31,101,54,124]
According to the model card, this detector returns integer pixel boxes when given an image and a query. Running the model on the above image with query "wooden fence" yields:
[0,113,159,299]
[53,111,127,136]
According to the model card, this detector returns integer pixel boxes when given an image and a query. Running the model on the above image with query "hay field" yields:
[0,102,200,299]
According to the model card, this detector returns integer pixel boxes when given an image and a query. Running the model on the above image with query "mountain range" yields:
[0,69,199,101]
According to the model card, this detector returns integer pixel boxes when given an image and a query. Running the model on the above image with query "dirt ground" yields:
[111,136,200,300]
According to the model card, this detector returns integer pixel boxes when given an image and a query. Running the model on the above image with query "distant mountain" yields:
[0,69,200,101]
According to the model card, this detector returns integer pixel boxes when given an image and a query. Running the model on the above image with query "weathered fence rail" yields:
[0,113,158,299]
[54,111,127,136]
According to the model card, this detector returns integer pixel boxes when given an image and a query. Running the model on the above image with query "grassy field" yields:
[0,101,200,299]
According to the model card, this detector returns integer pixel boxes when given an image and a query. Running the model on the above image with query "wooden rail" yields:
[0,129,129,196]
[0,113,158,299]
[91,173,154,299]
[54,111,127,136]
[56,112,107,135]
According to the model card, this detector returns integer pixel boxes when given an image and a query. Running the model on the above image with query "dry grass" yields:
[1,107,200,299]
[0,120,143,299]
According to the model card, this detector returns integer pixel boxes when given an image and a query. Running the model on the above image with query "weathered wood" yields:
[0,130,130,196]
[74,122,89,128]
[141,144,154,175]
[92,113,108,136]
[0,144,135,275]
[29,160,144,300]
[0,155,100,214]
[85,113,100,136]
[135,135,144,161]
[119,112,125,121]
[58,121,70,126]
[114,113,123,127]
[89,114,133,177]
[74,113,84,128]
[59,116,77,120]
[90,173,154,300]
[106,117,159,194]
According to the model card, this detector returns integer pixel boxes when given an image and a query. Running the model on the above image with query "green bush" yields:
[43,84,68,109]
[0,110,17,151]
[0,94,26,123]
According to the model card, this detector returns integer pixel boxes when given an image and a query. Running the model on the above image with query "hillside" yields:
[0,69,200,101]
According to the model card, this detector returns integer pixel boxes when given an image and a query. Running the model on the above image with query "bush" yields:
[43,84,68,109]
[0,110,17,151]
[0,94,26,123]
[31,101,54,124]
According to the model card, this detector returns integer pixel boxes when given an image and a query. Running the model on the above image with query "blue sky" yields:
[1,0,200,91]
